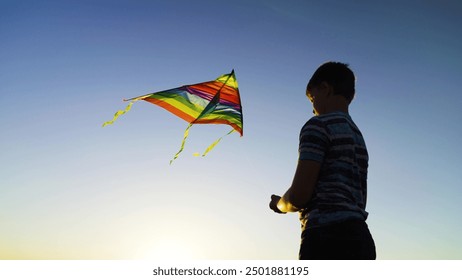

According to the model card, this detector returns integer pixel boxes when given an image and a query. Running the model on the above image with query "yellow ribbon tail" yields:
[170,123,194,164]
[201,129,236,157]
[102,101,135,127]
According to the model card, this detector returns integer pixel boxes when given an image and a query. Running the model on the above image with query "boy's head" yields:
[307,62,356,104]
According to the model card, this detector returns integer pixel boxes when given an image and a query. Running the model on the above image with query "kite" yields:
[103,70,243,163]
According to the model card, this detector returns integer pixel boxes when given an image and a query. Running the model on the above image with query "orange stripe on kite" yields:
[143,98,197,123]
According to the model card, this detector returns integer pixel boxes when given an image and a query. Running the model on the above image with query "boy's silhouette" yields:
[269,62,376,260]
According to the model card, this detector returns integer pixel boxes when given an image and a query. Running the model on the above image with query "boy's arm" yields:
[270,160,321,213]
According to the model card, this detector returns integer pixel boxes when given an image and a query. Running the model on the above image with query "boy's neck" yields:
[325,95,349,114]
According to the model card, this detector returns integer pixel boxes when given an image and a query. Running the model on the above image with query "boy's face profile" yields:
[306,82,330,116]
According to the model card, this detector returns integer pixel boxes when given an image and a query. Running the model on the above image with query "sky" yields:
[1,0,461,260]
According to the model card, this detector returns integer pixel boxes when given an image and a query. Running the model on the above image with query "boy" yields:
[269,62,376,260]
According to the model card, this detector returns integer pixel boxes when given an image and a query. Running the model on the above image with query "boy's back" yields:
[299,111,369,229]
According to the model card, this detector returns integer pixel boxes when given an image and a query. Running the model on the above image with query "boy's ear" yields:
[320,82,333,96]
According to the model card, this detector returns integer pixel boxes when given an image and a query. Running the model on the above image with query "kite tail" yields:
[170,123,194,164]
[102,101,135,127]
[195,129,236,157]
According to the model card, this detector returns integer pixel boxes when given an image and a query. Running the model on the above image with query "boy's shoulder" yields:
[303,112,361,135]
[318,111,350,119]
[306,112,351,126]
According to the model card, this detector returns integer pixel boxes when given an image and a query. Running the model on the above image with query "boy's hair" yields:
[307,62,356,103]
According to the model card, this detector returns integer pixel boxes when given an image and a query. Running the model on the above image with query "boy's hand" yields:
[269,194,286,214]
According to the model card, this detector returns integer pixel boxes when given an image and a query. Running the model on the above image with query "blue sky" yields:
[1,0,461,259]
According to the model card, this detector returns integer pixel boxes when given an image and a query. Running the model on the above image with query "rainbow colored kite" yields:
[103,70,243,163]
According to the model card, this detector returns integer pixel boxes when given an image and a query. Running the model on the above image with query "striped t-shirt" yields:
[298,111,369,229]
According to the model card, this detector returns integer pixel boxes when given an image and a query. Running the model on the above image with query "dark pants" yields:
[299,219,376,260]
